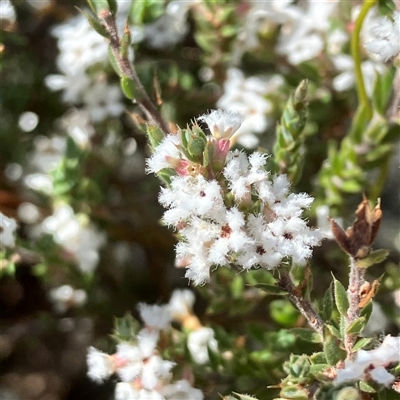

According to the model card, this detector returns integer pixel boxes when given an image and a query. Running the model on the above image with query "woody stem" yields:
[278,270,324,336]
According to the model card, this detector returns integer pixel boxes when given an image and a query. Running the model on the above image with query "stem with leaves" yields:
[100,11,169,134]
[278,270,324,336]
[344,258,365,358]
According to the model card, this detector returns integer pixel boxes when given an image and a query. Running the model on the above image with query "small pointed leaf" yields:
[323,327,346,366]
[120,76,136,99]
[332,273,349,316]
[291,328,322,343]
[352,337,373,352]
[345,316,366,335]
[79,9,108,37]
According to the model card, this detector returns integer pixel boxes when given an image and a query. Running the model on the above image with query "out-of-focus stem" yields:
[278,270,324,336]
[101,11,169,134]
[344,257,365,358]
[351,0,376,120]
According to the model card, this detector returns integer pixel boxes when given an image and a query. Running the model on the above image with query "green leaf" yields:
[310,352,327,364]
[87,0,110,15]
[352,337,373,352]
[231,275,244,298]
[356,249,389,268]
[345,316,366,335]
[358,381,376,393]
[255,283,287,295]
[323,327,346,365]
[332,274,349,316]
[79,9,108,37]
[325,324,341,339]
[120,76,136,99]
[120,25,131,58]
[322,283,333,321]
[107,0,118,14]
[269,300,300,327]
[157,168,176,185]
[146,124,165,150]
[291,328,323,343]
[279,386,308,400]
[360,300,373,321]
[108,45,122,77]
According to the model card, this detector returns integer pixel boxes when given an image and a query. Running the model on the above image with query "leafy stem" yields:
[351,0,376,120]
[344,257,365,358]
[100,11,169,134]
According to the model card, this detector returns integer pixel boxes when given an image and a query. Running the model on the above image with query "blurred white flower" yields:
[364,11,400,61]
[217,68,283,148]
[137,303,171,331]
[82,80,125,122]
[18,112,39,132]
[331,55,385,95]
[187,327,218,365]
[49,284,87,313]
[277,0,339,64]
[115,382,138,400]
[161,379,204,400]
[0,0,15,23]
[52,14,109,75]
[141,1,194,49]
[42,204,105,273]
[24,173,53,194]
[87,347,114,383]
[17,202,41,225]
[0,213,17,248]
[168,289,196,320]
[60,109,95,148]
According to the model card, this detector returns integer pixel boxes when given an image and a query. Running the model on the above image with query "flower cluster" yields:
[335,335,400,386]
[87,291,213,399]
[148,110,322,285]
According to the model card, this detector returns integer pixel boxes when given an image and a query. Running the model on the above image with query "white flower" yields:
[187,327,218,365]
[197,110,243,140]
[0,213,17,248]
[156,149,322,284]
[168,289,196,320]
[115,382,139,400]
[162,379,204,400]
[335,335,400,386]
[87,347,114,383]
[364,11,400,61]
[146,134,181,174]
[137,303,171,330]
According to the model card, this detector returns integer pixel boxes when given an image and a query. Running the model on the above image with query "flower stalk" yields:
[351,0,376,120]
